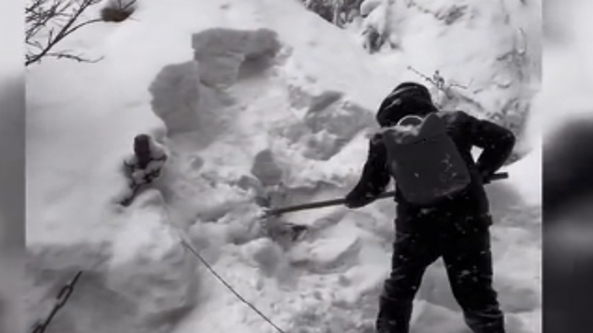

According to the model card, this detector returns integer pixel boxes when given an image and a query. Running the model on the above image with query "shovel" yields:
[264,172,509,217]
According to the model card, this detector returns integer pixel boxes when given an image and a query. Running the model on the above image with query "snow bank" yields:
[26,0,541,332]
[26,191,198,333]
[355,0,541,146]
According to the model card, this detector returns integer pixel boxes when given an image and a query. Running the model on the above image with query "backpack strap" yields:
[396,115,423,127]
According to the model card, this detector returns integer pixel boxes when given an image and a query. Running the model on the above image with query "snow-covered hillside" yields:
[26,0,541,333]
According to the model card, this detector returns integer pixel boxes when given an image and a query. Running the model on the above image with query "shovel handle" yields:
[483,171,508,183]
[265,172,508,216]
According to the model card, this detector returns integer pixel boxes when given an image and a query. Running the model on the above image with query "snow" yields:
[26,0,540,333]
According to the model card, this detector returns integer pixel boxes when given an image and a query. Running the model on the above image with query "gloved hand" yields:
[479,169,494,184]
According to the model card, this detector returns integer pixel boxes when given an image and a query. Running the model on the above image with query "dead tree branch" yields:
[406,66,471,98]
[25,0,104,66]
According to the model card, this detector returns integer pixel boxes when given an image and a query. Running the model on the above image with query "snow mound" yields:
[192,28,281,88]
[26,191,198,333]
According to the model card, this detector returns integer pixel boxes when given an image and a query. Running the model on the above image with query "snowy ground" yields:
[26,1,541,333]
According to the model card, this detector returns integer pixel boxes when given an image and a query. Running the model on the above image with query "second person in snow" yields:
[120,134,169,206]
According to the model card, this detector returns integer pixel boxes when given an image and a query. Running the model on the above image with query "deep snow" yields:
[26,0,541,333]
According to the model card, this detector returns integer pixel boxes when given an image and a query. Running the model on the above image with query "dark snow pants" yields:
[376,210,505,333]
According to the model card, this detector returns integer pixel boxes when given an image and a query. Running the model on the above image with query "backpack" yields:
[382,112,471,206]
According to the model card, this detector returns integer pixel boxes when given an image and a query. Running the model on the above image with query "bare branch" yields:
[45,52,104,63]
[407,66,471,97]
[25,0,104,67]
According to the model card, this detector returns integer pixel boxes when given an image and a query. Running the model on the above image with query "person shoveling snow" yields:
[119,134,169,206]
[344,82,516,333]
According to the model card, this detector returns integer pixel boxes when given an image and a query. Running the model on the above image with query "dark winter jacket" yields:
[345,86,515,217]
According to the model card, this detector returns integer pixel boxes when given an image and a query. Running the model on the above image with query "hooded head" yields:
[376,82,438,127]
[133,134,152,168]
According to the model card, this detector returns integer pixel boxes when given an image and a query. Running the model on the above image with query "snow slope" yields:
[26,0,541,333]
[350,0,540,148]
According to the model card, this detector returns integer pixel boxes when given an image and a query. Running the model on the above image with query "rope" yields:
[177,232,288,333]
[31,271,84,333]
